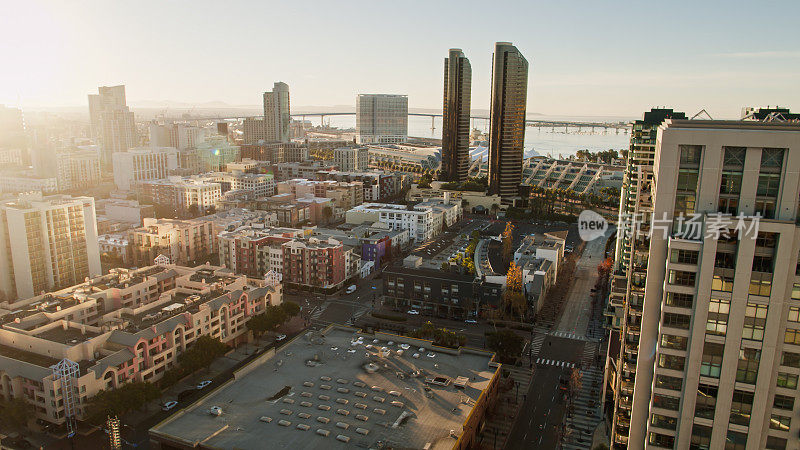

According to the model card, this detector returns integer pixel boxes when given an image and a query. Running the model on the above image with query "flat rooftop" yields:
[151,326,497,450]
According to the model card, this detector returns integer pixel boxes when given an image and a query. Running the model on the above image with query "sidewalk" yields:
[477,364,534,450]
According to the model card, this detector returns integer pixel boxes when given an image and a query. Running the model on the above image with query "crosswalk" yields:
[535,358,576,368]
[529,333,547,358]
[550,330,589,341]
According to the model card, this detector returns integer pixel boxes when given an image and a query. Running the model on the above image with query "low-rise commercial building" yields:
[150,325,500,450]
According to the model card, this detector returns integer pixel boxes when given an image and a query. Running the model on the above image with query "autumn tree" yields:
[502,221,515,265]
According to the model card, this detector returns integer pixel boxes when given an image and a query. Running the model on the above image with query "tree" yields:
[0,398,32,430]
[490,203,500,217]
[486,330,524,363]
[502,221,515,265]
[247,305,289,337]
[84,381,162,425]
[280,301,301,317]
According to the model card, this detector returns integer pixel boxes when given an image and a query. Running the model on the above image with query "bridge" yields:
[160,112,631,134]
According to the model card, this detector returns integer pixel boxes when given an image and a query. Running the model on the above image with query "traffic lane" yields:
[506,363,569,450]
[538,335,586,366]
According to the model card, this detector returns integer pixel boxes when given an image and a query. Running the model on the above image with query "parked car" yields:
[407,310,420,315]
[465,319,478,324]
[208,406,223,416]
[161,401,179,411]
[346,285,357,294]
[196,380,212,390]
[276,334,287,341]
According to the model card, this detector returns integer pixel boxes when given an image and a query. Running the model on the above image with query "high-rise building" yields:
[0,104,25,149]
[441,48,472,182]
[606,109,686,448]
[487,42,528,200]
[263,82,291,143]
[242,116,267,144]
[356,94,408,144]
[608,116,800,449]
[88,85,137,168]
[0,192,101,300]
[334,146,369,171]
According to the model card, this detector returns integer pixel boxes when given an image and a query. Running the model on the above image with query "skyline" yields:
[0,1,798,118]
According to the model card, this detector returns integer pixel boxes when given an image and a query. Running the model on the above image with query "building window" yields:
[736,347,761,384]
[663,312,691,330]
[660,334,688,351]
[729,389,754,426]
[785,328,800,345]
[770,414,791,431]
[668,270,696,287]
[743,302,768,341]
[652,393,681,410]
[694,383,719,419]
[665,292,693,308]
[691,424,713,449]
[654,376,683,392]
[788,306,800,323]
[671,249,699,265]
[648,432,675,448]
[749,271,773,297]
[706,299,730,336]
[773,394,794,410]
[766,436,787,450]
[725,429,748,450]
[777,372,798,389]
[700,342,725,378]
[650,413,677,430]
[711,272,734,292]
[658,354,685,371]
[781,352,800,368]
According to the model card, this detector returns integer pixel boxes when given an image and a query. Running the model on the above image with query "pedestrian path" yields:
[562,342,607,449]
[478,364,535,449]
[529,333,547,358]
[535,358,576,368]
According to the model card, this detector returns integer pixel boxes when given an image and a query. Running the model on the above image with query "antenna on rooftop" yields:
[691,109,713,120]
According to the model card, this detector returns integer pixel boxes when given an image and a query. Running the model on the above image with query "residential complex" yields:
[263,82,291,143]
[356,94,408,144]
[0,193,101,301]
[55,148,102,192]
[0,264,282,426]
[607,116,800,449]
[148,122,207,150]
[441,48,472,182]
[112,146,179,191]
[240,141,309,163]
[88,85,137,168]
[345,197,461,243]
[333,146,369,171]
[128,217,216,267]
[487,42,528,201]
[138,177,222,213]
[195,135,240,171]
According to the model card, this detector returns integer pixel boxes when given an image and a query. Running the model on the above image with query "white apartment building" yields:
[149,122,207,150]
[212,171,275,198]
[0,174,59,194]
[356,94,408,144]
[0,193,101,300]
[112,146,179,191]
[346,203,436,243]
[618,119,800,450]
[334,147,369,171]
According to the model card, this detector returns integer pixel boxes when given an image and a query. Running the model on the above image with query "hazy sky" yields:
[1,0,798,117]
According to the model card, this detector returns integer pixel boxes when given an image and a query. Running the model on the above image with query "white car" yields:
[208,406,223,416]
[407,310,420,315]
[161,401,178,411]
[196,380,212,390]
[346,285,357,294]
[465,319,478,324]
[276,334,287,341]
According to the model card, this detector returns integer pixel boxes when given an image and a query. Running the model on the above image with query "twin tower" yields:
[441,42,528,200]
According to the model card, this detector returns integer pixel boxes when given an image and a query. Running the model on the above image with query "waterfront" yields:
[325,113,633,158]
